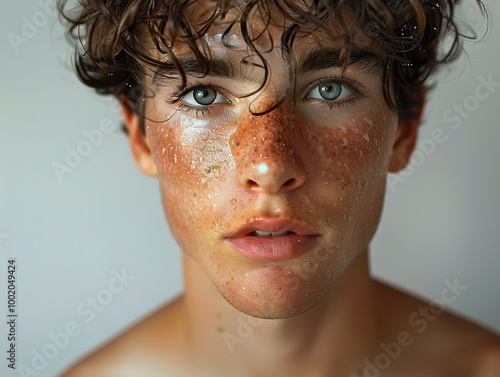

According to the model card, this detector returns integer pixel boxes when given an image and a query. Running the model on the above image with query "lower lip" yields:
[225,234,318,260]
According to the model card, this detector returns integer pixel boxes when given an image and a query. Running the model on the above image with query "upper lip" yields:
[224,218,319,238]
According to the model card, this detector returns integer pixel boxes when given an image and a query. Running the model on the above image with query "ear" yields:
[120,102,158,177]
[388,94,425,173]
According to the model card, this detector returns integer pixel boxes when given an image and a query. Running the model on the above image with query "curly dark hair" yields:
[58,0,486,130]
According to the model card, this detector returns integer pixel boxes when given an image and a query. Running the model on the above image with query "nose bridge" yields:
[251,109,294,156]
[231,107,307,194]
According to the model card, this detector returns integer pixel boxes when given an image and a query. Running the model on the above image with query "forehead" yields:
[146,0,384,69]
[145,1,384,87]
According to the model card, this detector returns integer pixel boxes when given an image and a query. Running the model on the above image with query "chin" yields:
[218,264,336,319]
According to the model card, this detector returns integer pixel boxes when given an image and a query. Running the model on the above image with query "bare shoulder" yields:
[60,295,188,377]
[374,278,500,373]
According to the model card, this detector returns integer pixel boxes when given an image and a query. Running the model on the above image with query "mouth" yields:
[248,230,295,237]
[224,218,319,260]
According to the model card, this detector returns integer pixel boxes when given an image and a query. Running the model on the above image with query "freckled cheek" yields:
[149,121,233,187]
[146,123,235,248]
[313,123,393,191]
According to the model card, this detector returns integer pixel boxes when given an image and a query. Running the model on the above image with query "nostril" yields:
[283,178,297,188]
[246,180,259,190]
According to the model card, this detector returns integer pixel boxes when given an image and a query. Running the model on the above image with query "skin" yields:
[61,9,500,377]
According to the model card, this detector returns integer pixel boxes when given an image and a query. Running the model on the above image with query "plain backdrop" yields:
[1,1,499,376]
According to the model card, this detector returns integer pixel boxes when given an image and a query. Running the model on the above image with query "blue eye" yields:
[183,86,229,106]
[307,82,352,101]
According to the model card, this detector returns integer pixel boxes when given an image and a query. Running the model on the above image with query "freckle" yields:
[217,327,223,333]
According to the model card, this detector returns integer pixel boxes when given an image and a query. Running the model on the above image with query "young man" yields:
[59,0,500,375]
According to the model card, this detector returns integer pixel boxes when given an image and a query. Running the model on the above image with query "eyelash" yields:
[167,81,227,117]
[169,75,369,116]
[304,75,369,109]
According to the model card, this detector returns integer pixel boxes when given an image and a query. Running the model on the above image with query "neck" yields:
[182,250,378,376]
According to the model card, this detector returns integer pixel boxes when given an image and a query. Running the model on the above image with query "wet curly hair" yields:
[58,0,486,130]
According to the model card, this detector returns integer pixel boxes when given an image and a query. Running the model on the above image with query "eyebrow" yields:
[152,58,260,86]
[152,48,383,86]
[297,48,384,76]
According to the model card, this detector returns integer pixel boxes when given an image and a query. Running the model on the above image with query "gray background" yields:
[1,1,499,376]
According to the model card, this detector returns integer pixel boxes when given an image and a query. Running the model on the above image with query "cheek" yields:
[304,108,397,244]
[312,113,395,186]
[145,116,236,251]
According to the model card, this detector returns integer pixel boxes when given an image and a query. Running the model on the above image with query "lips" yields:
[224,218,319,260]
[224,218,318,238]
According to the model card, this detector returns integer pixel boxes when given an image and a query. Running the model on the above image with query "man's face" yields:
[128,10,417,319]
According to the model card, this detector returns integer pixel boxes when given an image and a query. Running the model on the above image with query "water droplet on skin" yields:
[242,286,247,291]
[230,198,237,205]
[363,134,370,142]
[162,147,166,155]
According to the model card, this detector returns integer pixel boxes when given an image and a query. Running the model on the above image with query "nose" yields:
[232,110,307,195]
